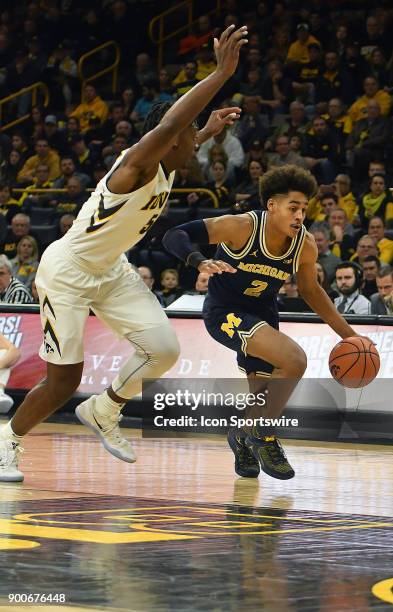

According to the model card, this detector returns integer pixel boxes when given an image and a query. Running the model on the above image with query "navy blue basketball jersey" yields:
[207,210,306,316]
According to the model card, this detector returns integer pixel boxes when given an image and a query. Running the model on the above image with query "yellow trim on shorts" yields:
[238,320,268,356]
[238,365,272,378]
[220,210,258,259]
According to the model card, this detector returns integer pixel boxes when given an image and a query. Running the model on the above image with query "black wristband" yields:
[186,252,207,268]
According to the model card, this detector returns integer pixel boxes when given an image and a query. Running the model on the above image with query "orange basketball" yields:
[329,336,380,388]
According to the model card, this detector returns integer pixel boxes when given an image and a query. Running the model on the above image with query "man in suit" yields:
[370,267,393,314]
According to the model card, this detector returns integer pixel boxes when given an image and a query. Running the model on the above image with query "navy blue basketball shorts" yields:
[203,301,278,377]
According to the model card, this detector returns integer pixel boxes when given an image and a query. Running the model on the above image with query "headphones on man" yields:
[335,261,363,289]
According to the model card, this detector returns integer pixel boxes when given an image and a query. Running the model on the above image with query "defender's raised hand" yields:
[199,107,242,142]
[214,25,248,78]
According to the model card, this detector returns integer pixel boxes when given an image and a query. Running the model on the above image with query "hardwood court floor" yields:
[1,421,393,611]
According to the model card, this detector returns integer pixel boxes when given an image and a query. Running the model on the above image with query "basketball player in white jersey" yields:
[0,25,249,481]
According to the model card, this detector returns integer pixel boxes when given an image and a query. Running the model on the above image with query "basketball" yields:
[329,336,380,388]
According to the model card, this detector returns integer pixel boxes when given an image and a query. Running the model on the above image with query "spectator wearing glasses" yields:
[0,255,32,304]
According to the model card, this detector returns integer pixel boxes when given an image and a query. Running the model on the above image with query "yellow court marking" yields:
[132,521,393,537]
[14,505,374,524]
[0,538,40,549]
[372,578,393,604]
[13,505,189,521]
[0,519,198,544]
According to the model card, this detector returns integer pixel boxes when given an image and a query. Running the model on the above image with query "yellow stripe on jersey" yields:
[292,227,307,273]
[260,211,297,261]
[220,210,258,259]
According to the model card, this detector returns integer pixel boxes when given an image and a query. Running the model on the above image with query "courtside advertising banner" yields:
[1,313,392,410]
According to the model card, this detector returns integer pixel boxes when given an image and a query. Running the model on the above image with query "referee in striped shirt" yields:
[0,255,32,304]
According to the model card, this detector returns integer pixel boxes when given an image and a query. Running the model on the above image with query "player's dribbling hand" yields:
[214,25,248,78]
[198,259,237,275]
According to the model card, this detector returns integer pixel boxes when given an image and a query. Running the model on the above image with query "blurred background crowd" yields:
[0,0,392,315]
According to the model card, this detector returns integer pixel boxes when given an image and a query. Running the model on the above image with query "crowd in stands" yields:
[0,0,393,314]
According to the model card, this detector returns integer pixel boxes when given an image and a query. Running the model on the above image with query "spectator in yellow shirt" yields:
[368,216,393,264]
[17,139,60,185]
[348,76,391,122]
[18,164,54,208]
[173,46,216,85]
[69,83,109,133]
[286,23,320,66]
[333,174,358,223]
[306,189,338,222]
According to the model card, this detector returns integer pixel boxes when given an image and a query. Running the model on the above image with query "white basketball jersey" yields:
[62,149,175,268]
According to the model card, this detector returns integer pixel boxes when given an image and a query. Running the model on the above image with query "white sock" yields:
[94,390,125,418]
[0,421,23,445]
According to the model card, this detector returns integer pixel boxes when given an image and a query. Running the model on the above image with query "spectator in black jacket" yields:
[361,255,381,299]
[42,115,69,156]
[370,267,393,314]
[346,100,391,180]
[1,213,41,260]
[302,116,341,183]
[259,60,293,115]
[234,96,268,152]
[315,51,355,105]
[322,98,352,147]
[52,177,87,217]
[69,135,98,179]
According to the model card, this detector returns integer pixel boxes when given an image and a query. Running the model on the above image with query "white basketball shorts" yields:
[35,240,169,364]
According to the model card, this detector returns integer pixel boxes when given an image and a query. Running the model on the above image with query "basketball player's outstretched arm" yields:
[163,214,255,274]
[296,234,358,339]
[108,25,248,193]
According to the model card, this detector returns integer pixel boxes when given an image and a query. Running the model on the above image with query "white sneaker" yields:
[0,393,14,414]
[75,395,136,463]
[0,439,24,482]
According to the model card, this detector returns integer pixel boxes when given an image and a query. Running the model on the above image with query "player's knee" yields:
[151,326,180,369]
[285,347,307,377]
[278,346,307,377]
[47,365,82,399]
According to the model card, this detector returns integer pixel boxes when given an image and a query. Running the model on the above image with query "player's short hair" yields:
[142,101,173,135]
[259,165,317,209]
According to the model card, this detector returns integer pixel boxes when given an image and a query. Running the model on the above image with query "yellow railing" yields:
[149,0,222,70]
[171,188,219,208]
[13,188,72,194]
[13,187,220,208]
[0,82,50,132]
[78,41,121,98]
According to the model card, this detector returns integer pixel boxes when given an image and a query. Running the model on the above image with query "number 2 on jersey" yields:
[244,280,268,297]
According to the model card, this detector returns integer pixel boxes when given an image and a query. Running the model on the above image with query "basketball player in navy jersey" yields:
[0,25,249,482]
[163,165,362,480]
